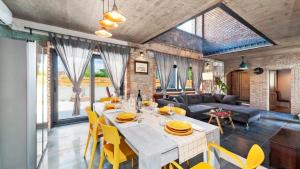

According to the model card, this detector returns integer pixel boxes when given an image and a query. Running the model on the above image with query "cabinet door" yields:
[231,71,240,96]
[240,72,250,101]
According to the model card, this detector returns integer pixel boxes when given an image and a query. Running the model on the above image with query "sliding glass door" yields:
[52,52,112,125]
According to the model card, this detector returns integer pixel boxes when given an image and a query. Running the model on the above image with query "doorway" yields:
[227,70,250,102]
[269,69,291,113]
[51,50,113,126]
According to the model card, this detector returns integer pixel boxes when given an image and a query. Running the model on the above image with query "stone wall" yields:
[224,53,300,115]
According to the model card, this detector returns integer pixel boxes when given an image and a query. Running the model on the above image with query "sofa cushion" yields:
[187,104,216,119]
[174,95,185,104]
[221,95,239,105]
[202,94,216,103]
[187,94,203,105]
[213,94,225,103]
[202,103,260,123]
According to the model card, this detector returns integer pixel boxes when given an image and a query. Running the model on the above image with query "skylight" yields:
[163,4,274,56]
[177,19,195,35]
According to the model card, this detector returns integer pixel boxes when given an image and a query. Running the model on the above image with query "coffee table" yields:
[205,110,235,134]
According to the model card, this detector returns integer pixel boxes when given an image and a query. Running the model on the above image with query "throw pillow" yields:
[221,95,239,105]
[175,96,185,104]
[213,94,225,103]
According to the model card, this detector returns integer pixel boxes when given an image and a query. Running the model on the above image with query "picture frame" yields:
[134,60,148,74]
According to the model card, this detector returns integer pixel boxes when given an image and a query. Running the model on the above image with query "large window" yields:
[155,66,193,91]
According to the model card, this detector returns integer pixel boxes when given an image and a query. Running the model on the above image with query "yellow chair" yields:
[172,107,186,116]
[162,106,186,116]
[99,124,136,169]
[169,143,265,169]
[83,107,106,169]
[99,97,112,102]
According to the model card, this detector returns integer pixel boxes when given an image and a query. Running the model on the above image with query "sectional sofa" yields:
[157,93,261,128]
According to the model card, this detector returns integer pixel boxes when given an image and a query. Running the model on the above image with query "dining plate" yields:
[164,126,193,136]
[166,120,192,131]
[115,117,137,123]
[116,112,136,120]
[105,104,116,110]
[166,126,190,133]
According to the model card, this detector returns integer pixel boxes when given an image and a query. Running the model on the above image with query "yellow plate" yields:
[115,117,137,123]
[166,120,192,131]
[105,104,116,110]
[142,101,151,106]
[111,97,120,103]
[116,112,136,120]
[164,126,193,136]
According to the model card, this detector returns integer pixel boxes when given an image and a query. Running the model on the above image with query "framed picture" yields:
[134,60,148,74]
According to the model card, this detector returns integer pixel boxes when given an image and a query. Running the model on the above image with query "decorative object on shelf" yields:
[239,56,248,70]
[95,0,126,37]
[134,60,149,74]
[253,67,264,75]
[215,77,229,94]
[104,0,126,23]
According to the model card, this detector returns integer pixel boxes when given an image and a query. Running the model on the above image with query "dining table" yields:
[93,102,220,169]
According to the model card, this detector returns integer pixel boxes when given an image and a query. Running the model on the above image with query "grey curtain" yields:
[98,44,130,96]
[154,52,175,97]
[190,59,205,93]
[176,57,190,92]
[50,34,95,116]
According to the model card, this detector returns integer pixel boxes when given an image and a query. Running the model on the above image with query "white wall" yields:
[0,37,36,169]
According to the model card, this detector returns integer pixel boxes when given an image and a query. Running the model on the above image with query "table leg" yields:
[215,117,223,134]
[228,116,235,129]
[208,116,213,124]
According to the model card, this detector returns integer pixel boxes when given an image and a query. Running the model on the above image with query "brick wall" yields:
[124,48,156,98]
[224,53,300,115]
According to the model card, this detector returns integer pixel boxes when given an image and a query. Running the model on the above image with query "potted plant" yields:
[215,77,229,94]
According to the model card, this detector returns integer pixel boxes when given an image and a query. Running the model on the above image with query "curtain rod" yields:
[23,26,132,48]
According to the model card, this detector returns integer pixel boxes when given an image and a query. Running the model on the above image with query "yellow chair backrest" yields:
[162,106,186,116]
[85,106,98,126]
[246,144,265,169]
[172,107,186,116]
[99,97,112,102]
[207,143,245,168]
[207,143,264,169]
[101,124,121,146]
[85,106,101,136]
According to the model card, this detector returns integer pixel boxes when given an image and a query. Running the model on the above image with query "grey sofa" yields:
[157,94,261,127]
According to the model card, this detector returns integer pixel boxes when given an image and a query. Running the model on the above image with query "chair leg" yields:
[98,144,105,169]
[84,133,91,158]
[131,158,134,168]
[186,160,190,167]
[112,161,119,169]
[88,139,98,169]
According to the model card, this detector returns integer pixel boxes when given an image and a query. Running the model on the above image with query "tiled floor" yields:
[39,117,300,169]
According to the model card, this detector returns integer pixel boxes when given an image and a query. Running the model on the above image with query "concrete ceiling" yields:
[3,0,220,43]
[3,0,300,58]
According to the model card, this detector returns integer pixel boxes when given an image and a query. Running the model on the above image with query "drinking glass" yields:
[167,103,174,115]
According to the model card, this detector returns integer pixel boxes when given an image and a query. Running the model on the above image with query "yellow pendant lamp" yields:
[99,19,118,29]
[104,0,126,23]
[95,27,112,38]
